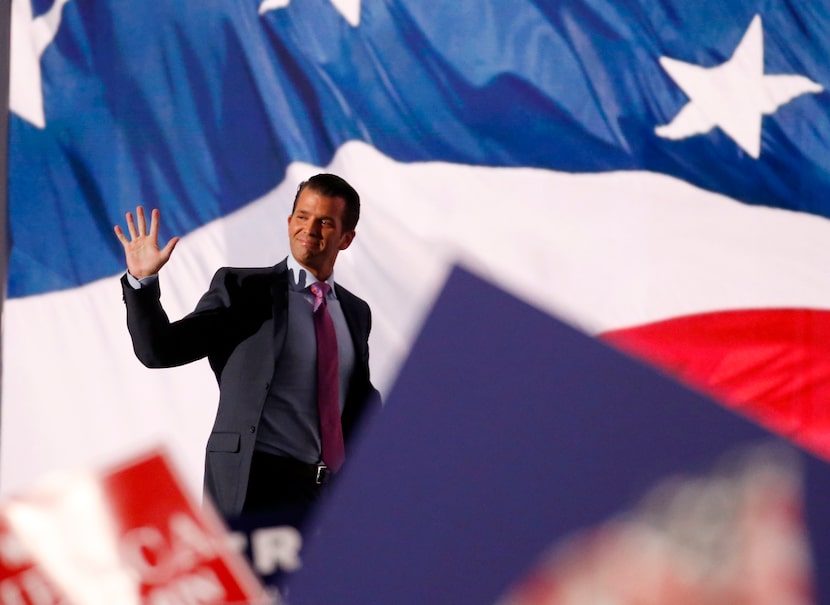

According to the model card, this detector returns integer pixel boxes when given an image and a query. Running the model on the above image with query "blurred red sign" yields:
[0,449,267,605]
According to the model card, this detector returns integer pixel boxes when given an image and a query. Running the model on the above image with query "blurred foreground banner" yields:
[3,269,830,604]
[0,450,267,605]
[286,267,830,605]
[498,447,812,604]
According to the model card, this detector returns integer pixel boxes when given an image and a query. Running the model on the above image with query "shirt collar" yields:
[287,255,337,297]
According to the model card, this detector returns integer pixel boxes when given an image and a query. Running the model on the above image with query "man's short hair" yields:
[292,173,361,231]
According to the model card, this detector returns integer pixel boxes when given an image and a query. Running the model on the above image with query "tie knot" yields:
[310,282,331,311]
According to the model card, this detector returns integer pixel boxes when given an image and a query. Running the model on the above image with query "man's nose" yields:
[307,220,323,235]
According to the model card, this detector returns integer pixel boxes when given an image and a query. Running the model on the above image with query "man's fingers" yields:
[160,236,180,261]
[118,206,179,272]
[125,211,138,240]
[149,208,160,240]
[114,224,129,246]
[123,207,156,241]
[136,206,148,236]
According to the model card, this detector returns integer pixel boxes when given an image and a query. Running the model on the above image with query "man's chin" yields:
[291,247,315,263]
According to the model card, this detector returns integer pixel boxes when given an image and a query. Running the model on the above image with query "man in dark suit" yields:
[115,174,380,525]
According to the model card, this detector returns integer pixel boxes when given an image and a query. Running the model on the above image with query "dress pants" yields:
[242,450,330,529]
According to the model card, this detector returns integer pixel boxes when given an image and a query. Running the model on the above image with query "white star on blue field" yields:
[655,15,822,159]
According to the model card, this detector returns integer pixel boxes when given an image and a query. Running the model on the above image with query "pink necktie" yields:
[310,282,345,471]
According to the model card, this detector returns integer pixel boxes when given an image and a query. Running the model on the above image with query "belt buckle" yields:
[315,464,330,485]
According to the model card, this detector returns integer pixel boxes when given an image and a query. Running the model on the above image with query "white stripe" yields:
[333,142,830,334]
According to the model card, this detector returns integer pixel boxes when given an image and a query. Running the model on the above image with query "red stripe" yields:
[601,309,830,461]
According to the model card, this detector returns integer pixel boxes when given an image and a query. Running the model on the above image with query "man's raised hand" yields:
[114,206,180,280]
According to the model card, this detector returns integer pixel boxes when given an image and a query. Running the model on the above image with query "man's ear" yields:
[339,230,356,250]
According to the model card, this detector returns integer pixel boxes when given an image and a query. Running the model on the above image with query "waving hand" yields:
[114,206,180,279]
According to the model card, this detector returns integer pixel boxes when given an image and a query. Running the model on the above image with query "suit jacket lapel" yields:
[270,259,290,361]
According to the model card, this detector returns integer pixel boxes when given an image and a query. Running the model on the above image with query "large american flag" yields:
[7,0,830,497]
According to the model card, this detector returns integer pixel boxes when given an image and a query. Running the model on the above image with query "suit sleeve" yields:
[121,269,231,368]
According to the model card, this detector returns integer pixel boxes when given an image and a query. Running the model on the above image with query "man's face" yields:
[287,187,355,280]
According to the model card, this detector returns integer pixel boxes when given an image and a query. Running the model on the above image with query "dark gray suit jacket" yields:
[121,259,380,517]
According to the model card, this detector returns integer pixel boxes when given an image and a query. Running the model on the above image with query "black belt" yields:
[251,451,333,485]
